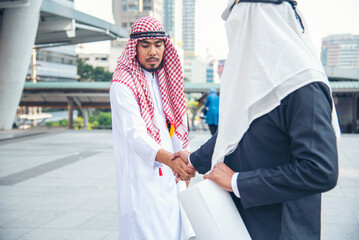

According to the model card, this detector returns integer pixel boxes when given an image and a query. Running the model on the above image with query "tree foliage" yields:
[77,58,113,82]
[46,110,112,129]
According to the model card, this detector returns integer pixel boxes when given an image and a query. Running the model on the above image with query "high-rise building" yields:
[206,60,216,83]
[182,0,200,82]
[206,59,224,83]
[162,0,182,45]
[182,0,199,56]
[28,45,77,82]
[184,56,205,83]
[217,59,226,79]
[321,34,359,69]
[112,0,163,37]
[78,53,110,72]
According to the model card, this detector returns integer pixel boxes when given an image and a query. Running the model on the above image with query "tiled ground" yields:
[0,129,358,240]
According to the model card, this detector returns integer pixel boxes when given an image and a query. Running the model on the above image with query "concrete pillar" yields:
[0,0,43,130]
[67,97,74,129]
[353,94,358,133]
[82,108,89,130]
[72,97,88,130]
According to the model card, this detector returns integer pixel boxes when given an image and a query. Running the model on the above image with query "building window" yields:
[36,50,76,66]
[129,4,138,11]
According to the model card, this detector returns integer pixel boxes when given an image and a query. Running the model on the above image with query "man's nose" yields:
[148,45,156,55]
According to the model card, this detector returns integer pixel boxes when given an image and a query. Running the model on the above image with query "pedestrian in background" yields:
[204,88,219,135]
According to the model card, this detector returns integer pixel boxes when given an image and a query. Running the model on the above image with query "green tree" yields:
[77,59,93,81]
[77,58,113,82]
[93,67,112,82]
[97,112,112,126]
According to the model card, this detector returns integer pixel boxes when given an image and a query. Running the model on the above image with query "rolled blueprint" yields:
[178,179,251,240]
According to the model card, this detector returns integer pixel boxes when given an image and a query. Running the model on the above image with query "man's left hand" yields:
[204,162,235,192]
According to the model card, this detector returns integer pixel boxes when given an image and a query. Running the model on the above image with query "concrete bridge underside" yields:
[0,0,123,130]
[18,80,359,132]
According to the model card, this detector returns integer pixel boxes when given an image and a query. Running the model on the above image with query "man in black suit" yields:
[173,0,340,239]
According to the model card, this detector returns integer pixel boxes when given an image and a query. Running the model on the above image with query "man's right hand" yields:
[171,150,191,165]
[170,157,196,181]
[171,151,196,181]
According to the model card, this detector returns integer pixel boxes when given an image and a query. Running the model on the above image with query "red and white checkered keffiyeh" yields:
[111,17,188,149]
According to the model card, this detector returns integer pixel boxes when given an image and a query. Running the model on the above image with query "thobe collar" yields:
[142,69,164,118]
[143,69,156,80]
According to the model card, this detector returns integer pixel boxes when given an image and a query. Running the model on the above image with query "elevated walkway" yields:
[0,0,125,130]
[20,76,359,108]
[18,69,359,132]
[36,0,125,47]
[18,77,359,108]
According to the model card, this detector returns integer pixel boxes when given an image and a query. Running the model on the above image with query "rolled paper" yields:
[177,181,197,240]
[178,179,251,240]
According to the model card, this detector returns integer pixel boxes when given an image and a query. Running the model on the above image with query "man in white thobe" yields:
[110,17,195,240]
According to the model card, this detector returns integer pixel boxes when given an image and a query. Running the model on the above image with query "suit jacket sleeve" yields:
[237,83,339,208]
[190,133,218,174]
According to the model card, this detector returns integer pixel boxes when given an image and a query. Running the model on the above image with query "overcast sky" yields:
[75,0,359,59]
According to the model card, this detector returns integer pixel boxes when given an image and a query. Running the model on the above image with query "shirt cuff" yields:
[188,154,194,168]
[153,161,162,169]
[152,146,163,169]
[231,172,240,198]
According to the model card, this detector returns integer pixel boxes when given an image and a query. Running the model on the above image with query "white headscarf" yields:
[211,1,340,169]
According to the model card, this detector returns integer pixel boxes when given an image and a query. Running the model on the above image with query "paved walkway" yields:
[0,129,358,240]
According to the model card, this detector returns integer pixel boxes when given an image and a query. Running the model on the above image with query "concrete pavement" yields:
[0,129,358,240]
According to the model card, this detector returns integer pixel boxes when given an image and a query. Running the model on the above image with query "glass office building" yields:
[321,34,359,69]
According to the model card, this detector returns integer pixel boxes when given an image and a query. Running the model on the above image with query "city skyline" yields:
[74,0,359,60]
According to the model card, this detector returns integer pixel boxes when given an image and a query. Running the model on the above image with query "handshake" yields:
[157,149,235,192]
[169,151,196,181]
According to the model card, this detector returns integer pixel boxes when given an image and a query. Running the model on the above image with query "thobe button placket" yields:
[148,74,164,177]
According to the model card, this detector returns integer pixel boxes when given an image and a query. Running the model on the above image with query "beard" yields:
[139,59,164,73]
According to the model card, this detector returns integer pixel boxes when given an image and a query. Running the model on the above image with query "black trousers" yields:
[208,124,218,136]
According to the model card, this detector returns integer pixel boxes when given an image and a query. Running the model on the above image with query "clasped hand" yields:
[170,151,196,181]
[171,151,235,192]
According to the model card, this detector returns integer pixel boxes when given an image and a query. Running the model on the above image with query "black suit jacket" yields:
[190,82,338,240]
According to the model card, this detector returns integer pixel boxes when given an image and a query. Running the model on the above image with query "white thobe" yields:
[110,70,184,240]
